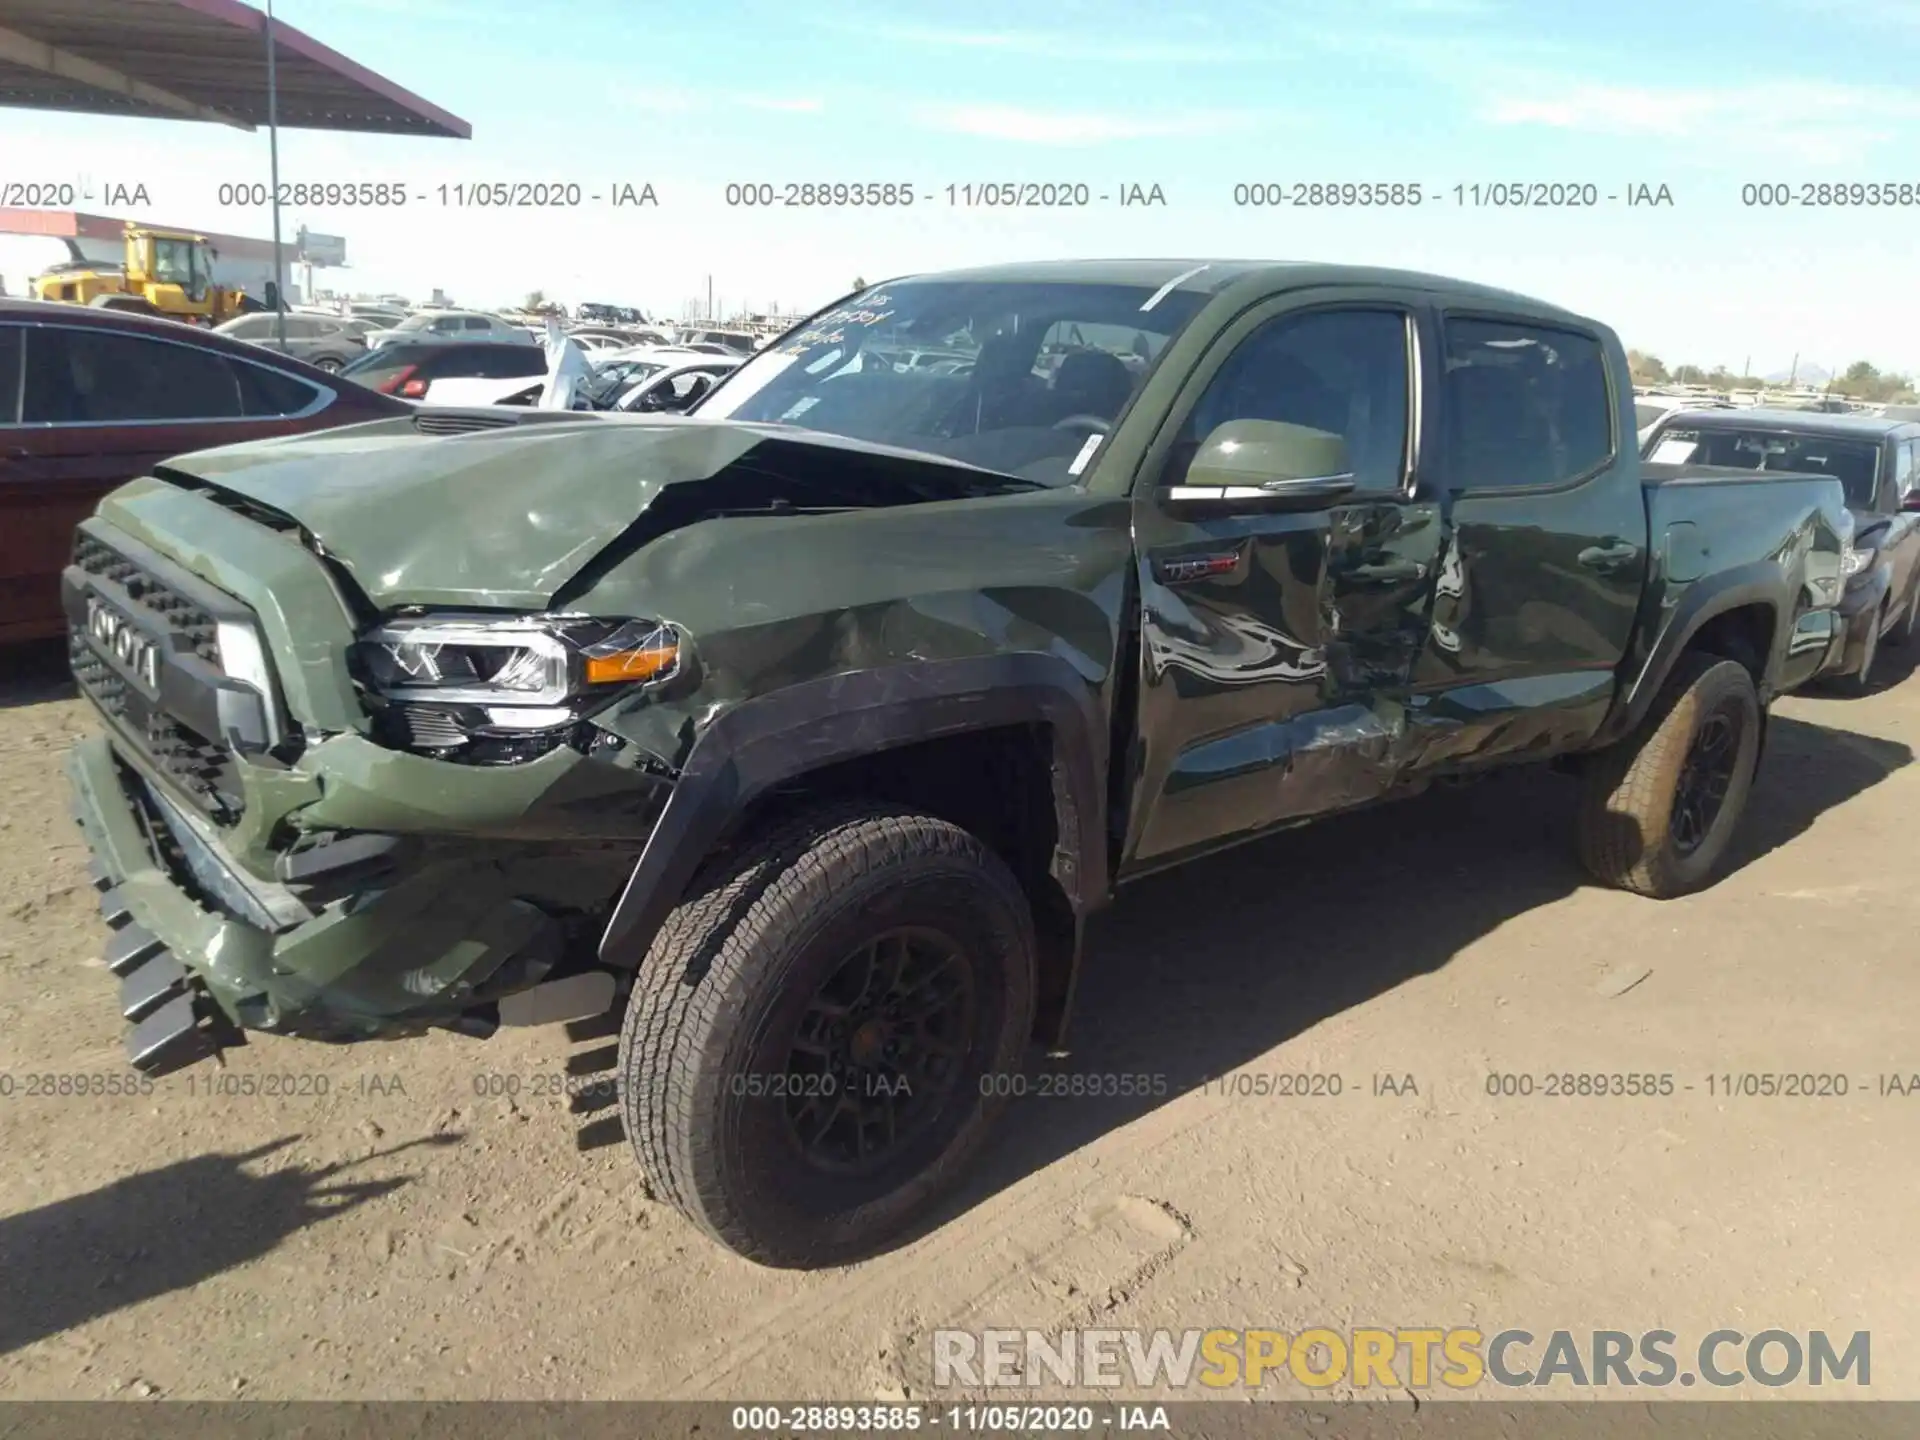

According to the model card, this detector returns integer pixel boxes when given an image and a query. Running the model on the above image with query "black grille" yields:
[72,533,220,664]
[69,533,248,826]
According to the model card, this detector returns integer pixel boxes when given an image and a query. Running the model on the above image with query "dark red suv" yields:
[0,300,410,642]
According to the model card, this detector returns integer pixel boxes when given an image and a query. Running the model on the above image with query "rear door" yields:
[1881,432,1920,610]
[1124,292,1445,870]
[0,322,328,639]
[1408,311,1645,764]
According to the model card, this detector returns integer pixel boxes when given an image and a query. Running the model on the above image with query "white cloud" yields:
[916,104,1256,144]
[1479,78,1920,164]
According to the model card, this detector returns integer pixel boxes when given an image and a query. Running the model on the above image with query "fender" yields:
[1601,559,1788,744]
[597,653,1111,976]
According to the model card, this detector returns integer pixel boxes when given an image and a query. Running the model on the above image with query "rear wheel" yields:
[618,801,1036,1267]
[314,356,344,373]
[1577,654,1762,898]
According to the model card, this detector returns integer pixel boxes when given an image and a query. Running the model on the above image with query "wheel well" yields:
[724,725,1078,1042]
[1685,602,1775,686]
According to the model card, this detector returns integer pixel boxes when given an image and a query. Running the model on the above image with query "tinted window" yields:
[1893,436,1914,498]
[235,360,323,417]
[462,346,549,379]
[1442,318,1613,489]
[1906,439,1920,498]
[23,327,243,423]
[1658,426,1882,509]
[0,325,21,423]
[462,316,492,331]
[1174,308,1412,493]
[281,316,323,339]
[222,315,272,340]
[429,316,464,333]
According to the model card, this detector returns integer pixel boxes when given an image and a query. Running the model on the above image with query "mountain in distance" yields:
[1762,361,1832,385]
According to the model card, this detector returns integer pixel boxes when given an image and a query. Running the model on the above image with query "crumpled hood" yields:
[153,415,1026,612]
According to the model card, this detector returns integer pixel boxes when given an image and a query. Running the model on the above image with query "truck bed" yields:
[1641,461,1837,487]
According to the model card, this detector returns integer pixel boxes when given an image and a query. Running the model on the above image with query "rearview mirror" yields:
[1160,420,1357,512]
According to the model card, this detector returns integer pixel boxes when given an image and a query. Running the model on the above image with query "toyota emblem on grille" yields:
[86,595,161,692]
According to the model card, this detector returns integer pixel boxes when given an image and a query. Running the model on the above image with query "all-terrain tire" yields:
[618,801,1036,1268]
[1577,653,1762,898]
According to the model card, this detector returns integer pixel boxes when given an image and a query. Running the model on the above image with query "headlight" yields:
[1842,545,1874,578]
[353,614,678,706]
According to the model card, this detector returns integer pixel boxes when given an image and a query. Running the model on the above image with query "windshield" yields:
[695,279,1208,484]
[1653,426,1883,508]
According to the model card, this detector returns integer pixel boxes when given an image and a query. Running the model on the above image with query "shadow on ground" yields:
[931,711,1911,1237]
[0,1133,459,1354]
[0,640,75,711]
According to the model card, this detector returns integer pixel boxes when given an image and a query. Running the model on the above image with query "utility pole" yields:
[265,0,286,344]
[706,275,713,321]
[1788,352,1799,387]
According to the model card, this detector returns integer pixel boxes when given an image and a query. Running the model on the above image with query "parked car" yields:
[608,353,739,411]
[0,298,407,641]
[212,312,367,372]
[60,260,1851,1271]
[336,339,552,398]
[1634,392,1731,445]
[571,326,673,349]
[1642,408,1920,693]
[673,326,757,354]
[365,310,535,350]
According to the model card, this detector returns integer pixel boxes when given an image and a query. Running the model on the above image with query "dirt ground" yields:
[2,636,1916,1404]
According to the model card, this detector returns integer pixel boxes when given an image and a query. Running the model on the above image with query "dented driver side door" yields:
[1122,292,1445,873]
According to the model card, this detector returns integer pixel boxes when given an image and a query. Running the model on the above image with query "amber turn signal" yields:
[583,640,678,685]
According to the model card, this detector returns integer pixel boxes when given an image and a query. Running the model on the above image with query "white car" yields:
[426,350,739,412]
[366,310,538,350]
[595,350,740,410]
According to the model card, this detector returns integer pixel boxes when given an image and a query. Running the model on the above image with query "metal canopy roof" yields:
[0,0,470,137]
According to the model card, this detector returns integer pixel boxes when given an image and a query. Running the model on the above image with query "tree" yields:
[525,289,546,311]
[851,276,867,291]
[1672,363,1707,385]
[1626,349,1669,383]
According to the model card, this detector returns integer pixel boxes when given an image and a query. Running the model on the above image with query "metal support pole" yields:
[265,0,286,345]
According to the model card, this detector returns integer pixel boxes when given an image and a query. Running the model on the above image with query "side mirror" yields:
[1160,420,1357,512]
[1902,489,1920,513]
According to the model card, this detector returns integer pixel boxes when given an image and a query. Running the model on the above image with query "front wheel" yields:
[618,801,1036,1267]
[314,356,344,373]
[1576,654,1762,898]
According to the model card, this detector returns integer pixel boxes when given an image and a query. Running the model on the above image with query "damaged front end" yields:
[62,415,1059,1076]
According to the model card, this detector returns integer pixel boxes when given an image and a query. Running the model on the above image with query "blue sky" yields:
[4,0,1919,374]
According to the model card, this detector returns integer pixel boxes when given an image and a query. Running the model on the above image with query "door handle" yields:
[1347,559,1429,584]
[1578,539,1641,569]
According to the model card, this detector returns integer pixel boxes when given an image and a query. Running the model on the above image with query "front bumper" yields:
[68,735,652,1073]
[1827,571,1893,677]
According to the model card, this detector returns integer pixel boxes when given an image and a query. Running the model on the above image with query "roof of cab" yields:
[1676,407,1919,439]
[884,258,1594,323]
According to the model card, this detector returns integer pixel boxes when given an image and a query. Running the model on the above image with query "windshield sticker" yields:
[1068,433,1105,476]
[1650,438,1698,464]
[776,300,898,355]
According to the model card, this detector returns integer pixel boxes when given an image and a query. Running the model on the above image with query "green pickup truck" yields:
[63,260,1852,1267]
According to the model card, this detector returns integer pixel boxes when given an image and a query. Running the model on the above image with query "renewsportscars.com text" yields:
[931,1327,1870,1390]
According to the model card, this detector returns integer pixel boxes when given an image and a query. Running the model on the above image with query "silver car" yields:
[211,312,367,373]
[366,310,538,350]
